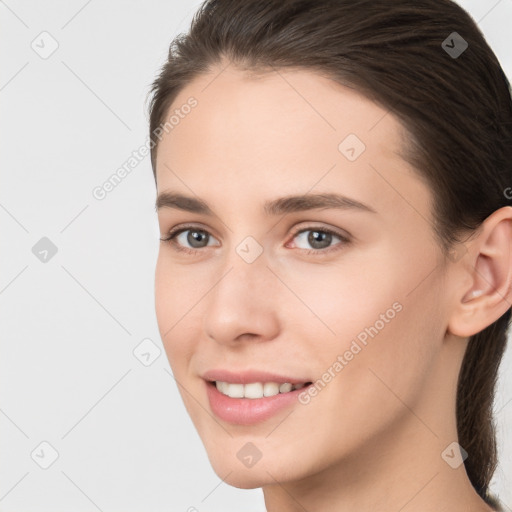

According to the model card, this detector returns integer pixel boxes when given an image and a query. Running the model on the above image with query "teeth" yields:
[263,382,279,397]
[215,381,306,399]
[245,382,263,399]
[279,383,292,393]
[227,383,244,398]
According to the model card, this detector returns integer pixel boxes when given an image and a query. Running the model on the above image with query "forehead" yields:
[154,64,428,221]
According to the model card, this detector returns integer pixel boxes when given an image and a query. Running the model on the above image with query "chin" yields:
[206,447,306,490]
[223,473,266,490]
[215,464,287,490]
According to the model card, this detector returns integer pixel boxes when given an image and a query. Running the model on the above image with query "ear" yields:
[447,206,512,338]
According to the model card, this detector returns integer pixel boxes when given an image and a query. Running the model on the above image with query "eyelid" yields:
[160,223,220,253]
[288,222,350,241]
[285,223,351,254]
[161,222,219,241]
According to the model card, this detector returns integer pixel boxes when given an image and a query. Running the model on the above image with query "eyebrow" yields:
[155,191,377,216]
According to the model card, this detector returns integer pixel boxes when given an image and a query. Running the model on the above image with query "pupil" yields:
[308,230,331,249]
[188,230,208,248]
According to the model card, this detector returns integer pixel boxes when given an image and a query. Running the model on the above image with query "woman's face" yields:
[154,65,452,488]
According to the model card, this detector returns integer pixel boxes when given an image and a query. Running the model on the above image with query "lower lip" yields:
[205,381,311,425]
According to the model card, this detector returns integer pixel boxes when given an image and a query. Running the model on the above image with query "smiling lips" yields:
[202,369,313,424]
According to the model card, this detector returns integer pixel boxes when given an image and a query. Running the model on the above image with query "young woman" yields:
[148,1,512,510]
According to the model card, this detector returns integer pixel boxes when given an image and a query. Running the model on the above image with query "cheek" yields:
[303,252,443,420]
[324,277,442,430]
[295,301,441,471]
[154,256,173,335]
[281,256,401,357]
[154,253,200,330]
[316,240,442,367]
[154,255,196,374]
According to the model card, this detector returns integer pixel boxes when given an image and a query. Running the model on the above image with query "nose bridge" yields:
[212,235,271,309]
[215,233,270,296]
[202,235,280,343]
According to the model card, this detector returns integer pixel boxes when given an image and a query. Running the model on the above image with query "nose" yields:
[202,246,281,346]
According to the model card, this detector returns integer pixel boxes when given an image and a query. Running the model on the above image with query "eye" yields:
[287,226,350,254]
[160,225,219,254]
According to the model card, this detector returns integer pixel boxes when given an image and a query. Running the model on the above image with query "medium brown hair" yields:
[148,0,511,508]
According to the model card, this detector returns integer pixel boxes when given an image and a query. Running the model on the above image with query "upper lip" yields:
[202,369,311,385]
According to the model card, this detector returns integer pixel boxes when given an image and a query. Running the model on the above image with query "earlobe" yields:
[447,207,512,338]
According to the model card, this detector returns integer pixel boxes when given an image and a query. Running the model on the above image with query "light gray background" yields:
[1,1,511,511]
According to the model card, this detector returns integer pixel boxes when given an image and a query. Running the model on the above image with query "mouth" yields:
[208,380,313,399]
[201,369,314,424]
[204,378,314,425]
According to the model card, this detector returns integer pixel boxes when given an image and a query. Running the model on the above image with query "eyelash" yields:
[160,224,351,256]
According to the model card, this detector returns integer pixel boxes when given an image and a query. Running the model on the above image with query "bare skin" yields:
[153,61,511,512]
